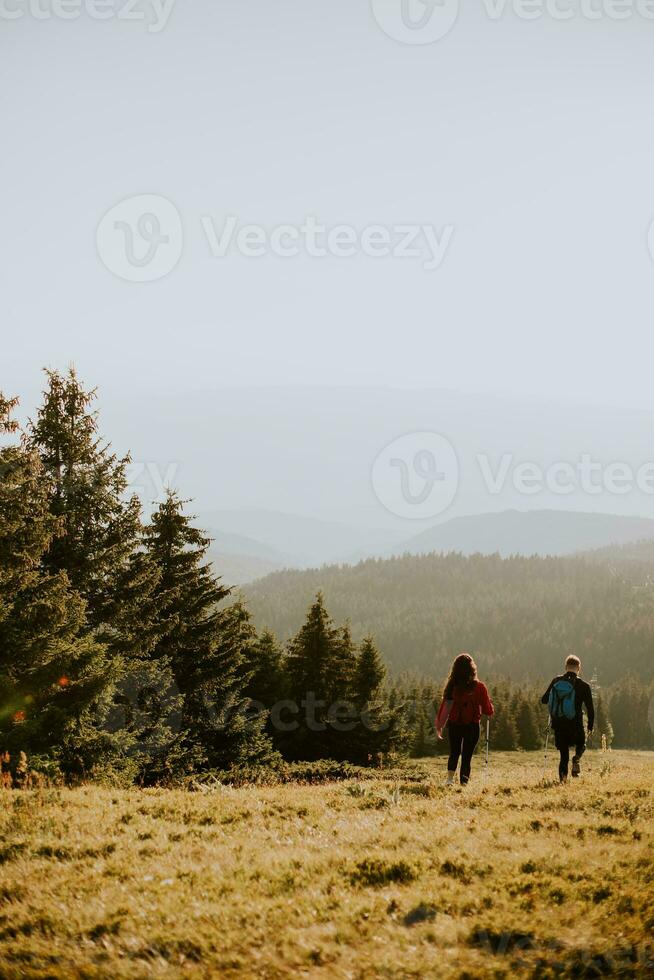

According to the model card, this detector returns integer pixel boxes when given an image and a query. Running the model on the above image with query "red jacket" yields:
[437,681,494,729]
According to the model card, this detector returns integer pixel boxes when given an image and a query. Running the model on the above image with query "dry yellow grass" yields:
[0,752,652,978]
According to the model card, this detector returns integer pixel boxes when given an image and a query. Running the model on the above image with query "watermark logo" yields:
[371,432,459,520]
[372,435,654,520]
[200,215,454,271]
[371,0,460,44]
[97,200,455,281]
[371,0,654,42]
[0,0,176,31]
[96,195,183,283]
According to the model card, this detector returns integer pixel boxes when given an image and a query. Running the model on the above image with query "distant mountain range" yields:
[204,508,654,583]
[391,510,654,560]
[200,508,407,581]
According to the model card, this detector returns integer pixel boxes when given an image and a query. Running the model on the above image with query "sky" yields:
[3,2,654,531]
[3,0,654,410]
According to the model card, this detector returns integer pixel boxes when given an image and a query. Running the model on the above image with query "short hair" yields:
[565,655,581,670]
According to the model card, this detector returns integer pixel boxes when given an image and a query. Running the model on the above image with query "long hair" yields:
[443,653,478,700]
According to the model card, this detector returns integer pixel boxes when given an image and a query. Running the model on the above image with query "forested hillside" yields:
[245,552,654,684]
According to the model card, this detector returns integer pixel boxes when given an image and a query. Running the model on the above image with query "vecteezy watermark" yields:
[0,0,176,31]
[372,434,654,519]
[371,432,459,520]
[371,0,654,44]
[200,215,453,271]
[371,0,460,44]
[96,195,454,282]
[103,687,396,752]
[96,195,184,283]
[476,454,654,497]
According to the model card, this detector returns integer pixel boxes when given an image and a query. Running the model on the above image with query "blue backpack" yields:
[548,678,576,722]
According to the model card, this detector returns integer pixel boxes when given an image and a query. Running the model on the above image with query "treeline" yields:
[395,676,654,756]
[2,371,652,787]
[246,552,654,684]
[0,371,403,783]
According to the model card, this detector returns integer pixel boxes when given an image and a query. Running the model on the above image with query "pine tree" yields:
[401,681,438,759]
[327,622,358,704]
[0,394,111,770]
[241,628,288,748]
[410,700,434,759]
[609,677,641,748]
[593,694,614,749]
[27,369,169,776]
[144,492,274,770]
[286,593,337,701]
[383,679,416,758]
[28,368,161,663]
[243,630,287,709]
[515,697,541,751]
[285,593,368,760]
[489,684,519,750]
[346,636,399,764]
[284,593,335,759]
[353,636,386,707]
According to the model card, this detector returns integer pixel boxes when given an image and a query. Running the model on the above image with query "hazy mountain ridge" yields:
[205,508,654,582]
[198,508,407,571]
[391,509,654,560]
[208,549,285,587]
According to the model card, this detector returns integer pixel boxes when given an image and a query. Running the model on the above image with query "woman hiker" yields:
[436,653,494,785]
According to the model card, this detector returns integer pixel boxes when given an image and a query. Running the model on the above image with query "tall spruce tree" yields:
[285,593,342,759]
[27,369,168,776]
[285,597,400,763]
[28,368,161,663]
[353,636,386,707]
[0,394,112,770]
[144,492,274,770]
[286,593,337,700]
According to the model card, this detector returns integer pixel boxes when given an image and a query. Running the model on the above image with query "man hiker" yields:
[541,655,594,783]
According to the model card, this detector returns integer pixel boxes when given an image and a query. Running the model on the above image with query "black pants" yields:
[554,722,586,780]
[447,722,480,785]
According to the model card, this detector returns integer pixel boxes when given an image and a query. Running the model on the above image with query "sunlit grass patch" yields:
[0,751,651,977]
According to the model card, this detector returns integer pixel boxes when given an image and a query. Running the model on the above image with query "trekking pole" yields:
[544,720,551,764]
[485,717,490,768]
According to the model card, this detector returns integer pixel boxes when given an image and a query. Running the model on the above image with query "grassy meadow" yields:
[1,751,653,979]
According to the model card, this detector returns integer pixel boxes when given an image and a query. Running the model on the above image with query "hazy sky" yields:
[3,0,654,412]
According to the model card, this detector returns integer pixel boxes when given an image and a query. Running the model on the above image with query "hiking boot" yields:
[446,771,456,786]
[571,757,581,778]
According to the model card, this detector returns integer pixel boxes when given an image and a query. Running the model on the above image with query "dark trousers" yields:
[554,721,586,780]
[447,722,480,785]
